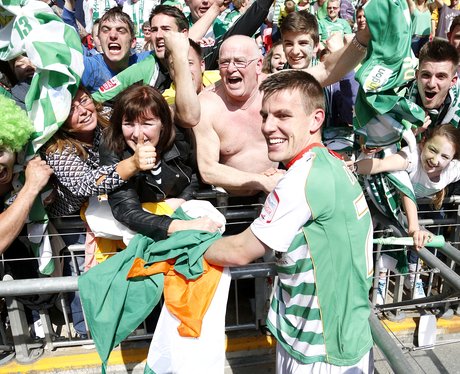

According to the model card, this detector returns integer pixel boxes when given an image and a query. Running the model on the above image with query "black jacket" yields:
[99,133,196,241]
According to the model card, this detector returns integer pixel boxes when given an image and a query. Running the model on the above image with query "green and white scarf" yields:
[0,0,83,274]
[354,0,425,148]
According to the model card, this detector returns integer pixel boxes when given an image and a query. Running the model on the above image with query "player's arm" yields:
[307,28,369,87]
[205,227,269,266]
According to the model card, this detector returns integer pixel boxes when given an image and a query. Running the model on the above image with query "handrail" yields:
[0,270,414,374]
[369,311,415,373]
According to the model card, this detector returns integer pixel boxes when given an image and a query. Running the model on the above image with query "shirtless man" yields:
[194,33,369,196]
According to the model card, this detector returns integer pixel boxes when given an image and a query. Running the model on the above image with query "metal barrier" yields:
[0,190,458,371]
[369,196,460,322]
[0,266,416,372]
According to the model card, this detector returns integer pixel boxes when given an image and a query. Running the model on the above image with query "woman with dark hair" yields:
[44,86,156,217]
[43,86,156,339]
[101,84,221,241]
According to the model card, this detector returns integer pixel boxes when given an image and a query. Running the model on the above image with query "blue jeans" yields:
[61,232,87,336]
[411,35,429,57]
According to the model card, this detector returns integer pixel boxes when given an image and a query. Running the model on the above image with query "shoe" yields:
[75,332,88,340]
[376,280,386,305]
[413,280,426,299]
[404,276,412,290]
[33,319,45,339]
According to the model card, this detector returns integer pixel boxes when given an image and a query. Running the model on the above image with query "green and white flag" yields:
[0,0,83,155]
[354,0,425,148]
[0,0,84,274]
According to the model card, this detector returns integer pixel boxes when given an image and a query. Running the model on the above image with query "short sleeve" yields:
[250,161,312,252]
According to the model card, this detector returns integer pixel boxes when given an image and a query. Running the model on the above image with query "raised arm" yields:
[405,0,416,14]
[433,0,444,9]
[164,32,201,128]
[189,0,230,41]
[0,158,52,253]
[307,29,370,87]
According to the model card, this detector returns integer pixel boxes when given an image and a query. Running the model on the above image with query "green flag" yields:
[354,0,425,148]
[0,0,84,274]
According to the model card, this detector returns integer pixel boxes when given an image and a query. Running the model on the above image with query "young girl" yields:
[352,124,460,299]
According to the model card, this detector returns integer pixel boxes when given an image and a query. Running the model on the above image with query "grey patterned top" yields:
[45,126,125,217]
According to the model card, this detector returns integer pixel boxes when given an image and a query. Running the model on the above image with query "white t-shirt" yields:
[401,145,460,198]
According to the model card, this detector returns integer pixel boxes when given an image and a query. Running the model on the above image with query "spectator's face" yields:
[143,25,152,42]
[151,14,183,60]
[356,9,366,31]
[448,25,460,55]
[98,18,135,64]
[0,149,15,185]
[327,1,340,20]
[65,90,98,137]
[269,44,287,73]
[416,60,457,110]
[122,115,162,150]
[168,46,205,93]
[13,56,35,82]
[282,31,317,69]
[219,38,262,100]
[186,0,214,22]
[261,89,323,165]
[92,23,103,52]
[420,134,455,177]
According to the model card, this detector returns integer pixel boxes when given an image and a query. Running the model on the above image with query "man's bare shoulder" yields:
[198,84,227,114]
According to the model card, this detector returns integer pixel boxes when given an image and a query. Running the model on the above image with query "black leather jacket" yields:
[99,132,196,241]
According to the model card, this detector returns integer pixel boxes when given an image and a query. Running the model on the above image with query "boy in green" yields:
[204,70,374,372]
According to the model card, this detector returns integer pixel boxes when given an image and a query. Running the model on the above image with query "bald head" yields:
[220,35,261,60]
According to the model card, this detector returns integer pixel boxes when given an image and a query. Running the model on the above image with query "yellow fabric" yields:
[82,201,174,264]
[162,70,221,105]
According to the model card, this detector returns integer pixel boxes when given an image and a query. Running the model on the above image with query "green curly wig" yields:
[0,95,34,153]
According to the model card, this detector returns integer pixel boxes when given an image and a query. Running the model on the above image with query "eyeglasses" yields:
[219,57,259,69]
[327,6,339,9]
[69,94,92,114]
[143,27,151,32]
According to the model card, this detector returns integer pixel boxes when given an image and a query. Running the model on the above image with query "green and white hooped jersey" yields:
[251,146,374,365]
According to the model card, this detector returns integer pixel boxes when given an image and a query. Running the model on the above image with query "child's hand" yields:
[410,228,433,250]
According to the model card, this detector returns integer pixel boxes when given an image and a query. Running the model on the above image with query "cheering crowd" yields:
[1,0,460,372]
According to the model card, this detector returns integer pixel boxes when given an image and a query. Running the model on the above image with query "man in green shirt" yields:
[204,70,374,372]
[318,0,352,45]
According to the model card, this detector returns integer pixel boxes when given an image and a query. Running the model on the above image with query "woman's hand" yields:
[409,228,433,250]
[168,216,223,235]
[133,130,157,171]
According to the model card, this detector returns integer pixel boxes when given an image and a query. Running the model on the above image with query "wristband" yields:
[351,36,367,53]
